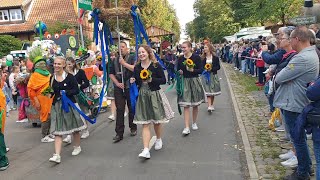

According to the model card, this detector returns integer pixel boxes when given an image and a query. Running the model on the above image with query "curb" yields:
[221,63,259,180]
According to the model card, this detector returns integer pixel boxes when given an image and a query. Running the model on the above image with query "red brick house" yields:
[0,0,87,41]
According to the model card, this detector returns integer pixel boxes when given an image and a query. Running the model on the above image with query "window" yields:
[9,9,22,21]
[0,10,9,22]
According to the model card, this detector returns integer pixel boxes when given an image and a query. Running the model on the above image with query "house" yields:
[0,0,78,41]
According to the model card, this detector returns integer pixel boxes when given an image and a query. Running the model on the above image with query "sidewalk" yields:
[222,63,316,180]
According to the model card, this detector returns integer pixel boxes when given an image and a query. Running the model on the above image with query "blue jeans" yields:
[249,60,255,75]
[241,60,246,73]
[281,109,311,176]
[258,67,265,84]
[312,128,320,179]
[267,93,274,112]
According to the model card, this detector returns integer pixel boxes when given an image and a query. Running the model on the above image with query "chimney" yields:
[304,0,314,16]
[305,0,313,7]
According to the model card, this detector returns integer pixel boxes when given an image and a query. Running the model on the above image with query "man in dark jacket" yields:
[109,41,137,143]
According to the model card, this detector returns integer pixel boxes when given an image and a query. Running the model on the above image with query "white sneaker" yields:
[210,106,215,111]
[108,114,115,121]
[154,139,163,150]
[6,147,9,152]
[279,150,294,160]
[138,148,150,159]
[72,146,82,156]
[63,135,72,144]
[41,135,55,143]
[49,154,61,163]
[192,123,198,130]
[182,128,190,135]
[16,119,28,123]
[275,125,285,132]
[81,130,89,139]
[281,156,298,168]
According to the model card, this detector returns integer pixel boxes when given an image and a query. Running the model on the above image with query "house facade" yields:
[0,0,92,42]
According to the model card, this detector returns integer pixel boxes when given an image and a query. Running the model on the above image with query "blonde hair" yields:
[136,45,158,65]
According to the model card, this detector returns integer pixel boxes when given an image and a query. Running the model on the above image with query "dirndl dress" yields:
[178,77,206,107]
[50,100,87,135]
[133,83,174,124]
[106,85,114,100]
[201,73,221,96]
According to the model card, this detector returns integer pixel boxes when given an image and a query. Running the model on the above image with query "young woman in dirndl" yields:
[177,41,206,135]
[49,56,87,163]
[201,44,221,112]
[131,45,174,159]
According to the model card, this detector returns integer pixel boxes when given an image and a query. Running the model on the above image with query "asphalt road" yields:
[0,70,246,180]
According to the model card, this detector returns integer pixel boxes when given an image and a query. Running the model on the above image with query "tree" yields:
[0,35,23,57]
[103,0,180,44]
[187,0,302,42]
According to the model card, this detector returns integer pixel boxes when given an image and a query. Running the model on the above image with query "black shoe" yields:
[284,171,310,180]
[292,167,314,177]
[113,135,123,143]
[0,163,9,171]
[130,129,137,136]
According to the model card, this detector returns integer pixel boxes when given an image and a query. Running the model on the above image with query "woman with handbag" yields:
[201,44,221,112]
[49,56,87,163]
[63,57,90,144]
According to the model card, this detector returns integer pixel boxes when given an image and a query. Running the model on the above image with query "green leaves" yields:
[187,0,302,42]
[0,35,23,57]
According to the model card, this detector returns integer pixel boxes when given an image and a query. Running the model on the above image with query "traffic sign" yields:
[79,0,92,11]
[289,16,317,25]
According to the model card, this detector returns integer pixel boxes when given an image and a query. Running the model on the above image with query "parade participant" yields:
[109,41,137,143]
[177,41,205,135]
[63,57,90,144]
[83,51,103,98]
[131,45,174,159]
[27,48,54,143]
[9,66,20,111]
[106,52,117,121]
[201,44,221,112]
[49,56,87,163]
[163,49,176,85]
[0,69,9,171]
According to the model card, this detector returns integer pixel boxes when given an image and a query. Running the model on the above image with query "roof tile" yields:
[0,0,25,8]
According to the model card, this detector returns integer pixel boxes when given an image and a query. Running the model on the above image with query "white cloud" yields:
[168,0,195,41]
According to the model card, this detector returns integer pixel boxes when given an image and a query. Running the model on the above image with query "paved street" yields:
[0,70,246,180]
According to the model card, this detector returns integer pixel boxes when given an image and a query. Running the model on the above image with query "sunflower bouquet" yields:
[140,69,152,81]
[183,59,196,71]
[204,63,212,71]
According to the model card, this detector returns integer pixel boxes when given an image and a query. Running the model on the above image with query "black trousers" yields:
[114,87,137,137]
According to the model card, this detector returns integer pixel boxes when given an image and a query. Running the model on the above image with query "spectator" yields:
[261,27,287,65]
[8,66,19,110]
[163,49,176,85]
[309,24,320,39]
[274,26,319,180]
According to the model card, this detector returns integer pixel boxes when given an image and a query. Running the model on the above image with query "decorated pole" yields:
[115,0,125,93]
[77,0,85,48]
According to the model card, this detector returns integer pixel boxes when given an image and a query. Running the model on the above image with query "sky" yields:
[168,0,195,42]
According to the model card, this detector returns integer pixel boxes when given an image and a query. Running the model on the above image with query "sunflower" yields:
[140,69,151,80]
[205,63,212,71]
[183,58,196,68]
